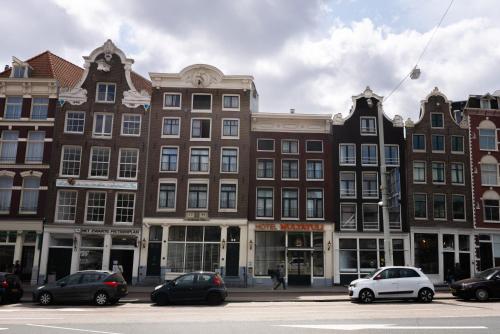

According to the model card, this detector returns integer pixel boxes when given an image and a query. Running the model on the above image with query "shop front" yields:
[476,232,500,271]
[248,222,334,287]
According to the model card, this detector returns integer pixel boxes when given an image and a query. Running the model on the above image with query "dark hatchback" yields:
[33,270,128,306]
[151,272,227,305]
[0,273,23,304]
[451,267,500,301]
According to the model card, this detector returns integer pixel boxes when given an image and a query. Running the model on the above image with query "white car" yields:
[348,266,435,303]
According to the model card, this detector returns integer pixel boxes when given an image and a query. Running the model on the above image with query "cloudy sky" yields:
[2,0,499,119]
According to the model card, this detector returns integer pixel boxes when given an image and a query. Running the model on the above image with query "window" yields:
[118,149,138,179]
[4,97,22,119]
[162,118,180,137]
[361,144,377,165]
[190,148,210,173]
[222,119,239,138]
[223,95,240,110]
[12,66,25,78]
[257,139,274,151]
[86,192,106,223]
[93,114,113,138]
[307,189,323,219]
[20,176,40,213]
[257,159,273,179]
[158,182,176,210]
[481,163,498,185]
[282,140,299,154]
[56,190,77,222]
[65,111,85,133]
[115,193,135,223]
[121,114,141,136]
[432,162,445,184]
[484,200,500,221]
[191,119,211,139]
[360,117,376,135]
[431,113,444,128]
[479,129,496,150]
[413,134,425,151]
[0,176,13,212]
[188,183,208,209]
[0,131,19,163]
[413,161,426,183]
[96,83,116,103]
[340,171,356,198]
[452,195,465,220]
[454,110,463,123]
[25,131,45,163]
[282,189,298,219]
[362,172,378,198]
[340,203,356,230]
[433,194,446,219]
[384,145,399,165]
[306,160,323,180]
[31,97,49,119]
[60,146,81,177]
[362,203,379,230]
[282,160,299,179]
[192,94,212,111]
[160,147,178,172]
[451,136,464,153]
[256,188,273,218]
[164,93,181,109]
[221,148,238,173]
[339,144,355,165]
[431,135,445,152]
[451,163,464,185]
[89,147,111,178]
[220,183,237,210]
[306,140,323,152]
[480,99,491,109]
[414,194,427,219]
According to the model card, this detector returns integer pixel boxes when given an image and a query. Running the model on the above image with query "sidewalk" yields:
[20,285,454,303]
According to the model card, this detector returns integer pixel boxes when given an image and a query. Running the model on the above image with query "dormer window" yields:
[12,66,25,78]
[360,117,376,135]
[480,99,491,110]
[96,83,116,103]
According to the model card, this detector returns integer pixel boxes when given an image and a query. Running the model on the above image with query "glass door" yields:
[287,250,311,286]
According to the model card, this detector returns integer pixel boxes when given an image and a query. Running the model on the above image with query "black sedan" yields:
[0,273,23,304]
[151,272,227,305]
[33,270,128,306]
[451,267,500,301]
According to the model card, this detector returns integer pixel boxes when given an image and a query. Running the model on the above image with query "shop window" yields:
[80,236,104,271]
[414,233,438,274]
[287,232,311,248]
[359,239,377,273]
[254,231,285,276]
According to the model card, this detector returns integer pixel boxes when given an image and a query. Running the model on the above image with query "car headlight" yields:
[349,283,357,288]
[154,284,163,290]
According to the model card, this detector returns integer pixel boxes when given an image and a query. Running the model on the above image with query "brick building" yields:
[39,40,151,284]
[247,112,333,287]
[0,52,82,283]
[405,87,474,283]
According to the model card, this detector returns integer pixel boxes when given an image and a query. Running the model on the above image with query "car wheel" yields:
[358,289,375,304]
[475,288,489,302]
[94,291,109,306]
[418,288,434,303]
[207,292,223,305]
[156,293,169,306]
[38,292,52,306]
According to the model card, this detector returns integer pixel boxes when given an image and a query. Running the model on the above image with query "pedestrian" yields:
[13,260,22,276]
[273,264,286,290]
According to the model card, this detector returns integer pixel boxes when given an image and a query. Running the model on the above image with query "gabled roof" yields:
[0,51,83,88]
[131,71,152,94]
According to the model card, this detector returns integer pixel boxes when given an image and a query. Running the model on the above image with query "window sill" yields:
[92,135,113,139]
[159,170,178,173]
[157,208,176,212]
[255,217,274,220]
[18,211,37,215]
[306,179,324,182]
[219,209,238,213]
[221,136,240,140]
[222,108,240,112]
[191,109,212,113]
[161,135,181,139]
[256,177,274,181]
[163,107,182,110]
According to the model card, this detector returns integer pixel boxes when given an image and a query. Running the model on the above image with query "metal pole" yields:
[377,101,393,267]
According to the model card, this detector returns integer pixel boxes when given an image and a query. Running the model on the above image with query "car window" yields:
[176,274,195,286]
[399,268,420,278]
[81,273,105,284]
[379,268,400,279]
[196,274,212,285]
[66,274,82,285]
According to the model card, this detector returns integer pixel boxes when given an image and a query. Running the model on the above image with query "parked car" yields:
[151,271,227,305]
[348,266,435,303]
[450,267,500,301]
[33,270,127,306]
[0,273,23,304]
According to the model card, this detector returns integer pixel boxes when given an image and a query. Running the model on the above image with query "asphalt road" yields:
[0,299,499,333]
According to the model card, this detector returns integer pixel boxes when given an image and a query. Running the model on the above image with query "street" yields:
[0,299,499,333]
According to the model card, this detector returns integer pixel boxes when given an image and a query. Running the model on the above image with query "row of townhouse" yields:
[0,40,499,287]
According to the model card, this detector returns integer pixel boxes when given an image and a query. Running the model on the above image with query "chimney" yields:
[290,108,295,114]
[4,65,9,71]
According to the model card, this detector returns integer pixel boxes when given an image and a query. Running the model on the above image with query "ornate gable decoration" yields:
[180,65,223,88]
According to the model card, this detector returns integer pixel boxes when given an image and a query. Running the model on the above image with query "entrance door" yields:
[479,243,493,271]
[147,243,161,276]
[109,249,134,283]
[443,252,455,282]
[47,248,72,280]
[21,246,35,281]
[459,253,471,280]
[287,250,311,286]
[0,245,14,272]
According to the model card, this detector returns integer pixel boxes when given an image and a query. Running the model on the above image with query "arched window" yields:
[480,155,499,186]
[483,190,500,222]
[479,120,497,151]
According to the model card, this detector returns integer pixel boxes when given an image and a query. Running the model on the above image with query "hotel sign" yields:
[56,179,138,191]
[255,223,324,232]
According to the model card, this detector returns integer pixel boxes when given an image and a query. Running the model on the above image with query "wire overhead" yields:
[385,0,455,101]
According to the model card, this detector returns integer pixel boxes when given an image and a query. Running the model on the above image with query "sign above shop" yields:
[56,179,138,190]
[255,223,324,232]
[79,228,140,235]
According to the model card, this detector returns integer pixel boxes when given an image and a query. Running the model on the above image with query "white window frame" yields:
[186,179,210,211]
[480,99,491,110]
[257,138,275,152]
[281,159,299,180]
[117,148,139,180]
[433,193,447,221]
[281,139,299,155]
[219,179,238,213]
[30,96,49,120]
[84,191,107,224]
[412,133,426,152]
[92,113,114,139]
[452,194,466,222]
[306,188,324,220]
[431,161,446,185]
[256,158,274,180]
[163,92,182,110]
[479,128,498,151]
[451,162,465,186]
[114,192,136,225]
[222,94,240,111]
[306,159,324,181]
[414,193,428,220]
[413,161,426,184]
[162,117,181,138]
[64,111,85,134]
[19,174,41,214]
[481,162,498,186]
[0,174,14,214]
[189,146,210,174]
[159,146,179,173]
[431,134,445,153]
[361,203,379,231]
[340,202,357,231]
[430,112,444,129]
[339,143,356,166]
[157,178,177,212]
[255,187,274,220]
[59,145,82,177]
[360,116,377,136]
[191,93,212,113]
[95,82,116,103]
[361,143,378,166]
[220,147,239,174]
[88,146,111,179]
[362,171,379,199]
[221,118,240,139]
[340,171,356,199]
[190,118,212,141]
[25,130,45,164]
[384,144,399,166]
[0,130,19,164]
[305,140,324,153]
[120,114,141,137]
[4,96,23,120]
[280,187,299,220]
[451,135,464,154]
[55,190,78,223]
